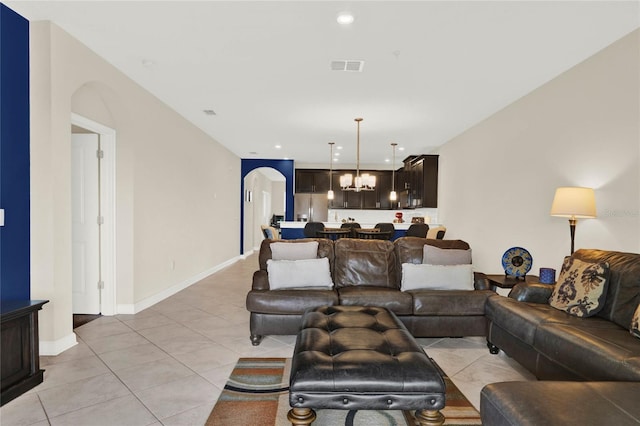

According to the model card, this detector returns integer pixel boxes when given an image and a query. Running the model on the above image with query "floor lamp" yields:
[550,187,596,254]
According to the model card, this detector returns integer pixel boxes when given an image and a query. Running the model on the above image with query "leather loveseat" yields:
[485,249,640,381]
[481,249,640,425]
[246,237,493,345]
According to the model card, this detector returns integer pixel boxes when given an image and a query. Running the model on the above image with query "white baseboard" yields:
[40,332,78,356]
[117,256,242,314]
[242,248,255,259]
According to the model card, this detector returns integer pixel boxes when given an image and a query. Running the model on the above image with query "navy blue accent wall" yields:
[240,159,294,255]
[0,4,31,300]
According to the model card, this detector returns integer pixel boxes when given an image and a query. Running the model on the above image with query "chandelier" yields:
[340,118,376,192]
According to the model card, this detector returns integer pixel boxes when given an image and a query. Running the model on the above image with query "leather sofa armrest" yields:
[473,272,492,291]
[252,270,270,291]
[508,282,554,303]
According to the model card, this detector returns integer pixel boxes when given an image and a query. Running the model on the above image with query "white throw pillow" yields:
[401,263,474,291]
[423,245,472,265]
[270,241,318,261]
[267,258,333,290]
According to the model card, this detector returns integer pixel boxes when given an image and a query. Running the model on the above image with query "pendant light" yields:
[390,142,398,202]
[340,118,376,192]
[327,142,335,200]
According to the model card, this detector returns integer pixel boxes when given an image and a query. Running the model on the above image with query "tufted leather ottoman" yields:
[287,306,446,426]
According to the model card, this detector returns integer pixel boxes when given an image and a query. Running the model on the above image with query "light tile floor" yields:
[1,253,535,426]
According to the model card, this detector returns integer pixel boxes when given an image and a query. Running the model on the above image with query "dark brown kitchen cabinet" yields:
[329,170,390,209]
[295,170,330,193]
[398,155,438,208]
[297,158,436,209]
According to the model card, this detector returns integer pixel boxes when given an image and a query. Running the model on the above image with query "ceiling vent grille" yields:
[331,60,364,72]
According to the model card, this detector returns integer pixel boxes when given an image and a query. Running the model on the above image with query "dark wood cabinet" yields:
[398,155,438,208]
[295,170,330,193]
[1,300,48,406]
[421,156,438,208]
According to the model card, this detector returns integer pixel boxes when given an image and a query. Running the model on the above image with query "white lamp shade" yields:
[390,191,397,201]
[340,174,352,188]
[550,187,596,218]
[367,175,376,188]
[327,190,334,200]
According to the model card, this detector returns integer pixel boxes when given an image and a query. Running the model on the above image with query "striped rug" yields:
[206,357,481,425]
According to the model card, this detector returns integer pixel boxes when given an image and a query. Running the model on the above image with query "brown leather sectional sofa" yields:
[246,237,493,346]
[246,240,640,424]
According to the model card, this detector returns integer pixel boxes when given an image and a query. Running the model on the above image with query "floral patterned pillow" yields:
[632,304,640,339]
[549,257,609,317]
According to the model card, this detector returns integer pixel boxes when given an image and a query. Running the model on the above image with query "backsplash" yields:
[327,208,439,225]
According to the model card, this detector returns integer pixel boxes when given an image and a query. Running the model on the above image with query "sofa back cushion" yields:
[259,238,334,272]
[333,239,397,288]
[573,249,640,329]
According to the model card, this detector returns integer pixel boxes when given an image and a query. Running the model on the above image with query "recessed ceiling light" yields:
[203,109,216,116]
[385,158,390,163]
[141,59,155,68]
[399,147,405,151]
[337,146,343,150]
[334,152,340,156]
[275,145,282,149]
[337,12,354,25]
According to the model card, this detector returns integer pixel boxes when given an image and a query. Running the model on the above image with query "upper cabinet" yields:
[295,169,330,193]
[399,155,438,208]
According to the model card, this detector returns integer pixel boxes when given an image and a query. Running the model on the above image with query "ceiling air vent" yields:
[330,60,364,72]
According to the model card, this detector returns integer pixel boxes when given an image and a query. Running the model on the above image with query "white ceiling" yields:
[7,1,640,168]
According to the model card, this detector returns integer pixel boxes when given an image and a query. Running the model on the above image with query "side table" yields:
[486,274,541,293]
[1,300,49,406]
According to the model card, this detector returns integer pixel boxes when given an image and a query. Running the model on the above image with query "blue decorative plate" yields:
[501,247,533,277]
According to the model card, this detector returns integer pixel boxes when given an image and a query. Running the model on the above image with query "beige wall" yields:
[438,29,640,274]
[30,22,240,354]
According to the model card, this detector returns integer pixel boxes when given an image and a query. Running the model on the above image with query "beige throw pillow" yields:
[270,241,318,260]
[423,245,472,265]
[631,304,640,339]
[401,263,474,291]
[549,257,609,317]
[267,258,333,290]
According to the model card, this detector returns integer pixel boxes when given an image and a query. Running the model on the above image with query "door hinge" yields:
[97,280,104,290]
[97,216,104,225]
[97,149,104,159]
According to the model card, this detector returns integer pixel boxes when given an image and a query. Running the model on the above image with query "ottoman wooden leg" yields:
[415,409,445,426]
[287,407,316,426]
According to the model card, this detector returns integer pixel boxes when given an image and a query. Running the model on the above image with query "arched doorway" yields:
[240,159,294,255]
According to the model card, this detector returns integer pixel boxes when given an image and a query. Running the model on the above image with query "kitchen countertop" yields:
[279,221,440,230]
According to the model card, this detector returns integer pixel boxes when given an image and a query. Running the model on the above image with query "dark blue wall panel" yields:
[240,159,294,255]
[0,4,31,301]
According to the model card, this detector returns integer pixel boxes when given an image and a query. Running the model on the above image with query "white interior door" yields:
[72,133,101,314]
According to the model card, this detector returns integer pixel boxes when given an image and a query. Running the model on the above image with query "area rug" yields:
[206,357,481,426]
